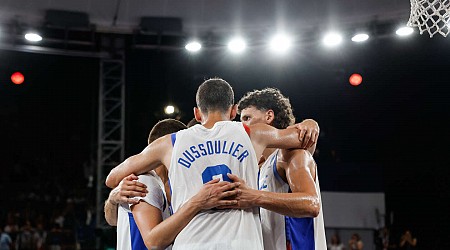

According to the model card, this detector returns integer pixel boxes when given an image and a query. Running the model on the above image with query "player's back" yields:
[169,121,263,250]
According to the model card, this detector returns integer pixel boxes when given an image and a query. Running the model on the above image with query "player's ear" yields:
[230,104,238,120]
[194,107,202,123]
[266,109,275,124]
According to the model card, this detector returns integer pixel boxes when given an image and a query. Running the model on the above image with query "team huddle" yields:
[104,78,326,250]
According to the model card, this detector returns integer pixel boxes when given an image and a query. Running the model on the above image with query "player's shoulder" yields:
[137,172,163,192]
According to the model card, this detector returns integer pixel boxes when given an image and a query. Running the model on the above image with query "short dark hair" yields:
[237,87,295,129]
[196,78,234,113]
[148,119,187,144]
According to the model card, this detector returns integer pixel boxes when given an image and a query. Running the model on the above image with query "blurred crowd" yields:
[0,157,97,250]
[327,227,418,250]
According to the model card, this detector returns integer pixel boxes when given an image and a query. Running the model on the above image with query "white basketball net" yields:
[408,0,450,37]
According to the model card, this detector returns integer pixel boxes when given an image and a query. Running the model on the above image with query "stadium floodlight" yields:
[164,105,175,115]
[25,32,43,42]
[185,41,202,52]
[396,26,414,36]
[351,33,369,42]
[227,38,246,53]
[269,34,292,53]
[323,32,343,47]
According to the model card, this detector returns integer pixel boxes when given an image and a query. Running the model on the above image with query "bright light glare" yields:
[323,32,342,47]
[351,33,369,42]
[396,27,414,36]
[164,105,175,115]
[269,34,292,53]
[228,38,246,53]
[25,33,42,42]
[185,41,201,52]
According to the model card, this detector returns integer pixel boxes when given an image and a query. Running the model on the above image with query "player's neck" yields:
[201,112,230,129]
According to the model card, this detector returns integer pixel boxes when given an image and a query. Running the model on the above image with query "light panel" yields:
[185,41,201,52]
[323,32,342,47]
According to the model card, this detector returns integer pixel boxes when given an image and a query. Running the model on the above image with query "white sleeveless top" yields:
[116,171,172,250]
[169,121,263,250]
[259,150,327,250]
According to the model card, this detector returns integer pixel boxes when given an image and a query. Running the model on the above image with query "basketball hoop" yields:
[408,0,450,37]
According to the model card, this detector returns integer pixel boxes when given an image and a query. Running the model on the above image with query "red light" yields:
[349,73,362,86]
[11,72,25,85]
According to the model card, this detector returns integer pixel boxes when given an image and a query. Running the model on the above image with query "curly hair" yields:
[237,88,295,129]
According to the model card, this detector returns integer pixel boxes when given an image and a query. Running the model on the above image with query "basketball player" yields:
[106,78,307,250]
[231,87,327,250]
[104,119,240,249]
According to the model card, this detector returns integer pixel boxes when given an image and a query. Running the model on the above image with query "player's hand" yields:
[190,178,240,210]
[216,173,258,210]
[288,119,319,149]
[109,174,148,205]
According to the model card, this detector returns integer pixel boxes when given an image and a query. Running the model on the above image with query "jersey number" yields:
[202,164,232,183]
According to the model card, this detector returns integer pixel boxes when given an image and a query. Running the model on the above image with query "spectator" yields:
[34,222,47,250]
[15,220,35,250]
[3,213,19,244]
[47,223,63,250]
[377,226,395,250]
[349,233,364,250]
[0,227,12,250]
[328,232,345,250]
[399,229,417,249]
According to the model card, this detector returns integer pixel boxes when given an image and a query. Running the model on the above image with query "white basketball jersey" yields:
[259,150,327,250]
[116,171,172,250]
[169,121,263,250]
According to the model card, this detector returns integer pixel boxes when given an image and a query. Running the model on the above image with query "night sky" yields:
[1,32,449,247]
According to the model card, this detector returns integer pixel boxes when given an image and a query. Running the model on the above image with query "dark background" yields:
[1,32,449,248]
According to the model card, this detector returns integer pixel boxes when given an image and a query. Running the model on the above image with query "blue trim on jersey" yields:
[171,133,177,146]
[128,212,147,249]
[168,134,174,216]
[257,169,261,221]
[285,188,315,250]
[257,169,260,191]
[168,204,173,215]
[285,216,315,250]
[167,178,173,215]
[162,193,167,211]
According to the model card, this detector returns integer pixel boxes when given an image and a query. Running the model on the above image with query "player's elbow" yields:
[290,197,320,218]
[302,197,320,218]
[104,215,117,227]
[105,173,116,188]
[308,205,320,218]
[144,234,166,250]
[105,168,121,188]
[308,197,321,217]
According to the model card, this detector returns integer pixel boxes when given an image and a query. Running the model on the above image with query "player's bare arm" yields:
[104,174,148,226]
[106,135,173,188]
[248,123,302,157]
[133,179,240,249]
[226,149,320,218]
